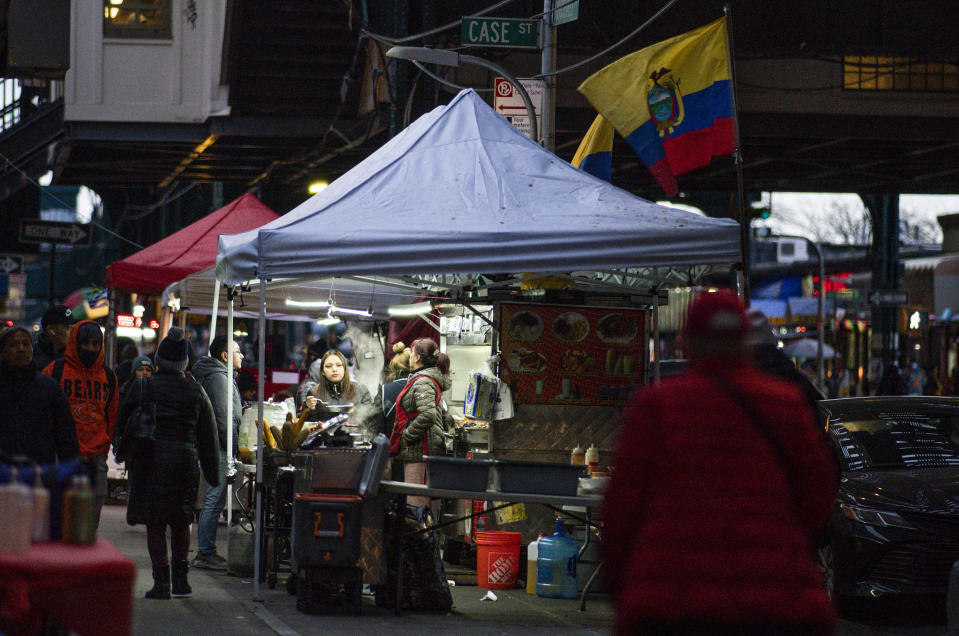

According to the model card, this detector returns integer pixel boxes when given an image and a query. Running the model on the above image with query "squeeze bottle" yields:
[63,474,97,545]
[31,469,50,542]
[570,445,585,465]
[525,533,546,594]
[585,444,599,475]
[0,467,34,553]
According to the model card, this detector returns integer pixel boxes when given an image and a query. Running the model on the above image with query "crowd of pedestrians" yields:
[2,297,956,619]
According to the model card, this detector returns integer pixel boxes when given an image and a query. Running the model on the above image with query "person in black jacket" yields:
[746,308,825,409]
[117,355,155,406]
[0,326,79,464]
[190,335,243,571]
[116,327,219,600]
[32,304,75,372]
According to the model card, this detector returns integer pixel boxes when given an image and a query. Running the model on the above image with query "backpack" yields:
[52,358,117,407]
[389,374,442,457]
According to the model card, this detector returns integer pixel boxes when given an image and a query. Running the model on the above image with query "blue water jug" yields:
[536,519,579,599]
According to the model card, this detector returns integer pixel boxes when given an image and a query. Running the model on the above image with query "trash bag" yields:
[376,504,452,612]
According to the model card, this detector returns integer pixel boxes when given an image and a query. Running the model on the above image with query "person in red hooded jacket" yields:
[603,291,838,636]
[44,319,118,531]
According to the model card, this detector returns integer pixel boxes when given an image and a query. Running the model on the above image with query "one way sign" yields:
[0,254,23,274]
[868,289,909,306]
[19,219,92,247]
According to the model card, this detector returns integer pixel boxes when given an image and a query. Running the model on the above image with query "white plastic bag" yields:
[238,401,292,459]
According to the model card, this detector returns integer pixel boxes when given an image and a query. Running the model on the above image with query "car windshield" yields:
[827,410,959,471]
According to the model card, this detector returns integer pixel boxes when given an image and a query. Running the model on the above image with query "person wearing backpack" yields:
[392,338,451,507]
[117,327,220,599]
[43,320,117,531]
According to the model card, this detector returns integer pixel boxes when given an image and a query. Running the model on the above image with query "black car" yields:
[818,396,959,599]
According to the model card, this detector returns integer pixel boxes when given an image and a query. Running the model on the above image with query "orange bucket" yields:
[475,531,521,589]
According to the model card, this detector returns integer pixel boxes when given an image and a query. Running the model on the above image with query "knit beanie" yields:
[131,354,155,373]
[155,326,189,372]
[0,325,32,350]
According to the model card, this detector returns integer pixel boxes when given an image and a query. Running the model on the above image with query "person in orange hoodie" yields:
[44,319,118,531]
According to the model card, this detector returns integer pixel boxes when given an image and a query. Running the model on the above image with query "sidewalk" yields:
[98,504,616,635]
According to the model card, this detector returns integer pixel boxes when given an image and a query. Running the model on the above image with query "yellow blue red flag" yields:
[577,16,735,197]
[571,114,613,181]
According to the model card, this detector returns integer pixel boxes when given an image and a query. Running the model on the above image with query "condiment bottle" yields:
[585,444,599,476]
[570,445,585,465]
[63,474,97,545]
[0,467,33,553]
[31,468,50,542]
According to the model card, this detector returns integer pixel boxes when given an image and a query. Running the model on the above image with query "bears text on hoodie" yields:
[43,320,118,459]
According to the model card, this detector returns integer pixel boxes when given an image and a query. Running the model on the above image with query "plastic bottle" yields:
[31,469,50,542]
[585,444,599,476]
[570,445,585,465]
[63,474,97,545]
[0,467,34,553]
[536,520,580,599]
[525,533,546,594]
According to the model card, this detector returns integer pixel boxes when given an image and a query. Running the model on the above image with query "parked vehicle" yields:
[818,397,959,599]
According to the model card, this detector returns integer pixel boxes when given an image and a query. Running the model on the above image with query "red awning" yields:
[105,193,279,295]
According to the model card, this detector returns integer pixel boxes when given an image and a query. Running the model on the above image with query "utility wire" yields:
[124,182,200,220]
[410,60,495,93]
[358,0,517,45]
[527,0,581,20]
[532,0,683,78]
[0,149,143,249]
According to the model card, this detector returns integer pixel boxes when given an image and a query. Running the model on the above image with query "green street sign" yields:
[461,17,539,49]
[552,1,579,25]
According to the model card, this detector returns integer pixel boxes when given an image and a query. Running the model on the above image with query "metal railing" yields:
[0,77,63,135]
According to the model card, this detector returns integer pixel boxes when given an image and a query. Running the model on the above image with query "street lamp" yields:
[384,46,539,144]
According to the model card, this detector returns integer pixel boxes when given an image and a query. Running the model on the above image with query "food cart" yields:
[207,88,740,601]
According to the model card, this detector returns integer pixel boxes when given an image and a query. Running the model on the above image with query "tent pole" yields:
[653,295,661,385]
[105,287,117,369]
[252,282,266,601]
[226,292,234,561]
[210,283,221,344]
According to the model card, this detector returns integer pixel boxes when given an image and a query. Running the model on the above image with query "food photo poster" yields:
[499,303,647,406]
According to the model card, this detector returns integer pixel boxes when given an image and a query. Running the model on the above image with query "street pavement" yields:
[99,504,950,635]
[99,503,616,635]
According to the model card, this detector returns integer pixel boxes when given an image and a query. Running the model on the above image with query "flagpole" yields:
[723,5,749,302]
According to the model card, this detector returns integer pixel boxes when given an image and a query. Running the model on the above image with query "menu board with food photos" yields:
[499,302,646,406]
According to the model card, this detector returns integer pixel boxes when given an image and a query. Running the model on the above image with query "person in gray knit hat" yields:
[117,327,220,599]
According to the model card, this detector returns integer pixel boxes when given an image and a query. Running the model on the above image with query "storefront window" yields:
[103,0,172,39]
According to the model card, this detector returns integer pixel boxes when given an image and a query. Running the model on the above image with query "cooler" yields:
[292,493,363,568]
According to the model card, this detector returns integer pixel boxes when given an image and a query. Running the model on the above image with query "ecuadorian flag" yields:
[577,16,735,197]
[571,114,613,181]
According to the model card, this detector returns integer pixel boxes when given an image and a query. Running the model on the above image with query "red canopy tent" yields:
[105,193,279,295]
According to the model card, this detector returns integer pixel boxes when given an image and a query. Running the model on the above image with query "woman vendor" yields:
[303,349,373,427]
[394,338,451,506]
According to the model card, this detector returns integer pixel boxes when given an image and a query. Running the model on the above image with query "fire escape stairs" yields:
[0,97,64,204]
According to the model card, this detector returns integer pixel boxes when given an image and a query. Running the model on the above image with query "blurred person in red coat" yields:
[603,291,838,636]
